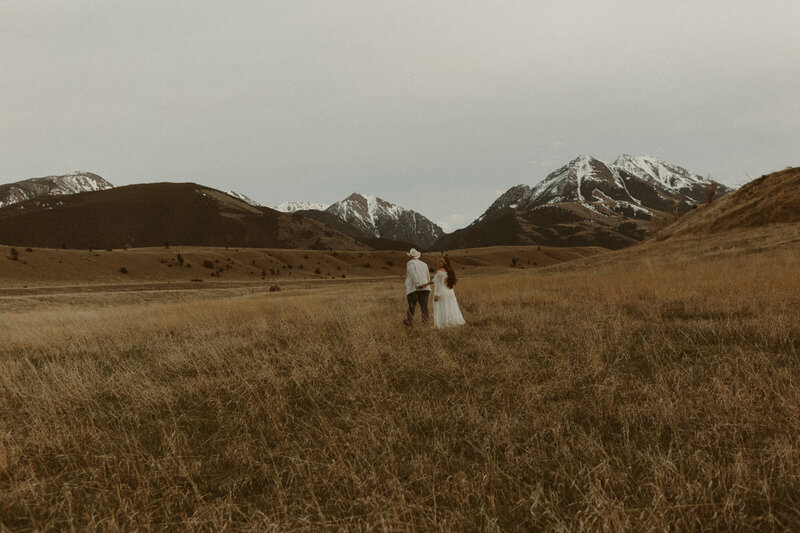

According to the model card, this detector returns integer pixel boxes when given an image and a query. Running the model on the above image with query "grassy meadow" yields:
[1,232,799,530]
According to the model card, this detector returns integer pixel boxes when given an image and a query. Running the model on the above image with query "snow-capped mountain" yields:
[0,171,114,208]
[275,201,330,213]
[325,193,444,249]
[433,155,732,251]
[225,190,262,207]
[478,155,730,221]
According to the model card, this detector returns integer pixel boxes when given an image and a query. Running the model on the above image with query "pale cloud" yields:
[435,213,470,233]
[1,1,798,232]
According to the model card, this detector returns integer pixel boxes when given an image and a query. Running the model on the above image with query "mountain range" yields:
[0,183,367,250]
[0,155,734,251]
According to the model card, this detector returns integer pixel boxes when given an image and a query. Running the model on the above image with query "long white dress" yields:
[432,269,466,329]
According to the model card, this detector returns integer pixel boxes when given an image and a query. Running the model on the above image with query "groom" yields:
[404,248,432,326]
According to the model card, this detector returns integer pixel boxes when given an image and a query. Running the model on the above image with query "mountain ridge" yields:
[0,171,113,208]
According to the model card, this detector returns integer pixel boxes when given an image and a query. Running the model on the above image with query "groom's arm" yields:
[409,262,427,290]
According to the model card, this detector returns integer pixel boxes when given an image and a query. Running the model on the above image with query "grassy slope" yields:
[1,227,799,530]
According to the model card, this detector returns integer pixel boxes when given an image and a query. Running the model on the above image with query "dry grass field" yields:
[1,229,799,530]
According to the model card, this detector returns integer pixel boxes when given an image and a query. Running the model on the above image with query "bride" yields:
[432,256,466,329]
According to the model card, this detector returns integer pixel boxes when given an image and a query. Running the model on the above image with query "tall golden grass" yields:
[1,244,799,530]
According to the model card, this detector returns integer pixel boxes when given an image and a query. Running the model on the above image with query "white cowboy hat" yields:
[407,248,421,259]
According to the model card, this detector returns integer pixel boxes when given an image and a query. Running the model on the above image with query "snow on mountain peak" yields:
[324,193,444,248]
[275,201,330,213]
[225,190,262,207]
[477,154,729,223]
[0,171,113,209]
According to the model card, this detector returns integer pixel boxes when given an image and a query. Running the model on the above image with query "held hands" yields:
[434,296,439,302]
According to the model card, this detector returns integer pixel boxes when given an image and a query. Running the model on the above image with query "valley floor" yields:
[1,228,799,530]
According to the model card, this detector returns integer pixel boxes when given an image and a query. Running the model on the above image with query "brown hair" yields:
[442,256,457,289]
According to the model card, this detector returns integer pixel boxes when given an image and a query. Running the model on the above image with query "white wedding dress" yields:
[432,269,466,329]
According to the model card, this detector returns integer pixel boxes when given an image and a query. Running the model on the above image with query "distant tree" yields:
[9,248,19,261]
[119,266,128,274]
[177,253,184,265]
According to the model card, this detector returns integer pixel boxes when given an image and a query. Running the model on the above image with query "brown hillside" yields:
[432,203,654,251]
[656,166,800,239]
[0,183,367,251]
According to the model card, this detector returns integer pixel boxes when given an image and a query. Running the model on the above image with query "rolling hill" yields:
[654,166,800,239]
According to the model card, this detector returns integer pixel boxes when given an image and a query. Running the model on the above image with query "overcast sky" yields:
[2,1,798,231]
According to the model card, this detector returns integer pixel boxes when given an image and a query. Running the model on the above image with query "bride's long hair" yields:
[442,256,457,289]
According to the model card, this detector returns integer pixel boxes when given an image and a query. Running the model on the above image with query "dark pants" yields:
[406,290,430,324]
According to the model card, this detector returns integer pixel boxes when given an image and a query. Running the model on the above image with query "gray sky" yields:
[2,1,798,231]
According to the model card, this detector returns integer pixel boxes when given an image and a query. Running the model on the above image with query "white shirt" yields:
[405,258,431,295]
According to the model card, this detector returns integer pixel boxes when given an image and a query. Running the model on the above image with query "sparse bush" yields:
[269,284,281,292]
[705,182,718,204]
[314,267,321,274]
[385,260,394,267]
[119,267,127,274]
[177,254,184,265]
[9,248,19,261]
[25,248,33,252]
[202,260,214,269]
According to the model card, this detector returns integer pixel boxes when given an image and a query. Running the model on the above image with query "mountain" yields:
[275,201,330,213]
[322,193,444,249]
[225,190,262,207]
[0,171,113,208]
[294,208,417,251]
[434,155,732,250]
[654,166,800,240]
[0,183,367,250]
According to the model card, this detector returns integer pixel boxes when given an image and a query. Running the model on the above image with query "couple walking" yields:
[404,248,466,329]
